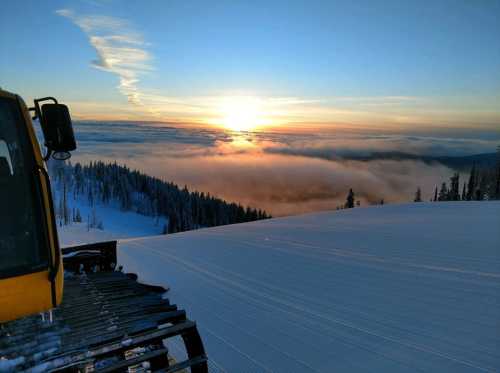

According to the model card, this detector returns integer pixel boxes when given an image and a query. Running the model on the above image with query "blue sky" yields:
[1,0,499,130]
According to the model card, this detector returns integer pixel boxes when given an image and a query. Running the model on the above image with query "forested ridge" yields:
[338,147,500,209]
[49,160,271,233]
[429,147,500,202]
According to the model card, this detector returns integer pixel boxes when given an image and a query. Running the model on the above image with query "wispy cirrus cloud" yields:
[56,9,151,105]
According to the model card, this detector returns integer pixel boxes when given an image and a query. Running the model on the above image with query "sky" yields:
[1,0,500,131]
[2,1,500,216]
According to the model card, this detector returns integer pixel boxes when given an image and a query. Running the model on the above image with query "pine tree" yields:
[495,146,500,199]
[435,152,500,203]
[475,186,483,201]
[433,186,438,202]
[438,182,448,201]
[477,174,487,200]
[56,196,62,223]
[168,212,178,234]
[449,173,460,201]
[345,189,355,208]
[75,208,82,223]
[88,186,94,206]
[466,163,476,201]
[62,178,69,225]
[414,187,422,202]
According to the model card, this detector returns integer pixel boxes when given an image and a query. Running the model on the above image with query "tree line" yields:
[49,160,271,234]
[341,146,500,208]
[423,146,500,203]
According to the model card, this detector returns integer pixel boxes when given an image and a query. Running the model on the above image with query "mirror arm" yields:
[28,107,36,120]
[30,97,59,121]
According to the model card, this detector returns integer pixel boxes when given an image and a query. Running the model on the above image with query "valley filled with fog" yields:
[67,121,499,216]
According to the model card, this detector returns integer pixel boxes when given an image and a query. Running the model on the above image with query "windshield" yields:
[0,96,48,276]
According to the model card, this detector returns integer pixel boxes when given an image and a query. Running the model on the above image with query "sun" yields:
[220,97,262,132]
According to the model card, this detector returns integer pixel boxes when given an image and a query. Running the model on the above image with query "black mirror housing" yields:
[40,103,76,153]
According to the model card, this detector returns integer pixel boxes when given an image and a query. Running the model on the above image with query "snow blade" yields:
[0,242,208,373]
[61,240,119,273]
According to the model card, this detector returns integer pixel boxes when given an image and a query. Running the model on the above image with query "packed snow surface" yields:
[116,202,500,372]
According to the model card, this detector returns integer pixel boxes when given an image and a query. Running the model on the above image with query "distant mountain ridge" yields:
[344,152,497,170]
[264,144,498,170]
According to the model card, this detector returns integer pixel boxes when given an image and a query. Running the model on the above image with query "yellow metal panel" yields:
[0,271,53,323]
[0,89,64,322]
[20,95,64,307]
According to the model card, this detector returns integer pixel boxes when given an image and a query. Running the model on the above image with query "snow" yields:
[0,357,25,372]
[53,166,167,247]
[58,204,164,246]
[114,202,500,372]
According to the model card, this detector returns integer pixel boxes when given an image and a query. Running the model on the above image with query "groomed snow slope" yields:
[117,202,500,372]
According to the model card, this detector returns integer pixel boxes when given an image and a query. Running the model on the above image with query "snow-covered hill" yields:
[109,202,499,373]
[57,206,163,246]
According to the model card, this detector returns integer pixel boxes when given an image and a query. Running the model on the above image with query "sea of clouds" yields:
[69,121,500,216]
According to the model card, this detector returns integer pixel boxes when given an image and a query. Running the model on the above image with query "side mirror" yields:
[32,98,77,160]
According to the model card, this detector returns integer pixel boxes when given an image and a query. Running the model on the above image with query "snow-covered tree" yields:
[438,183,448,201]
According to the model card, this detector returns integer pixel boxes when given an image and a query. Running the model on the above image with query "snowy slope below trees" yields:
[53,178,166,246]
[58,209,163,246]
[51,163,167,245]
[110,202,500,373]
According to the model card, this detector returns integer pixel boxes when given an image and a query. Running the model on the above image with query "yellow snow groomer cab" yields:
[0,89,76,322]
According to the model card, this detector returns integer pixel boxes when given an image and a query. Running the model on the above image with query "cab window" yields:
[0,96,48,277]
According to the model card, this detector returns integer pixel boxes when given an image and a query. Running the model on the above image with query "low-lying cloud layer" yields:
[67,122,499,216]
[263,134,499,164]
[132,154,452,216]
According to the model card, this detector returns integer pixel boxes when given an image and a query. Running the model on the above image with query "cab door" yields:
[0,92,62,322]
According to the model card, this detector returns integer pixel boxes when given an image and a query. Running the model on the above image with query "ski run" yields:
[60,201,500,372]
